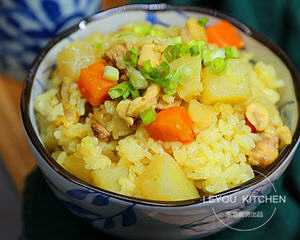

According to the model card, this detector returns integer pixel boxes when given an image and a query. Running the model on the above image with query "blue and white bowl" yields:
[21,4,300,240]
[0,0,100,80]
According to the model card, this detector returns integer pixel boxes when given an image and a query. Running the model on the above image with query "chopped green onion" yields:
[210,57,227,75]
[183,40,206,56]
[107,82,130,99]
[173,36,182,44]
[177,66,194,86]
[180,44,190,56]
[95,41,102,49]
[181,40,197,55]
[130,47,139,56]
[129,69,149,89]
[164,71,180,96]
[124,47,139,68]
[225,47,239,59]
[169,72,179,89]
[149,28,165,37]
[140,61,170,89]
[131,88,140,99]
[103,66,119,81]
[140,107,157,126]
[149,78,169,89]
[197,40,207,48]
[163,40,207,63]
[142,60,153,73]
[190,45,200,56]
[165,88,177,96]
[133,25,152,35]
[115,32,137,38]
[186,39,197,48]
[202,48,225,66]
[198,17,209,27]
[157,61,170,78]
[140,60,154,80]
[163,44,182,62]
[122,87,131,99]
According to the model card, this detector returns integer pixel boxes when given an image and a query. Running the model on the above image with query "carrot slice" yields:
[78,62,118,106]
[145,106,194,143]
[206,20,244,50]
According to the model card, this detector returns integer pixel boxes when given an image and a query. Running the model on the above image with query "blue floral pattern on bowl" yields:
[64,189,137,229]
[0,0,100,80]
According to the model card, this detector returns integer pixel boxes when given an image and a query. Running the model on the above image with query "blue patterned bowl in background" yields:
[0,0,100,80]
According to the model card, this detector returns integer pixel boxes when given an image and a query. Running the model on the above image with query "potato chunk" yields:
[169,54,202,101]
[201,59,251,104]
[135,154,199,201]
[91,165,128,193]
[188,100,218,128]
[61,154,91,183]
[180,17,208,43]
[57,41,97,80]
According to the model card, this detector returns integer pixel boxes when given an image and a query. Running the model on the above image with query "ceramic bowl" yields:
[21,4,300,240]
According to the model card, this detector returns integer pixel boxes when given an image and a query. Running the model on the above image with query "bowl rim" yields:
[21,3,300,207]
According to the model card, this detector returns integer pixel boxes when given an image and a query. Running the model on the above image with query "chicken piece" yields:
[157,94,182,110]
[127,84,161,117]
[92,121,111,140]
[179,27,193,44]
[276,125,292,144]
[104,43,132,67]
[116,99,134,126]
[138,44,161,68]
[179,17,208,44]
[246,102,269,131]
[247,135,279,167]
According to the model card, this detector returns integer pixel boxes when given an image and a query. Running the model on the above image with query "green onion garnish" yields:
[198,17,209,27]
[163,44,182,62]
[107,82,130,99]
[103,66,119,82]
[149,28,165,37]
[173,36,182,44]
[225,47,239,59]
[210,57,227,75]
[122,87,131,99]
[197,40,207,48]
[95,41,102,49]
[190,45,200,56]
[115,32,137,38]
[124,47,139,68]
[131,88,140,99]
[142,60,153,73]
[129,69,149,89]
[140,61,170,89]
[140,107,157,126]
[167,75,180,96]
[165,88,177,96]
[202,48,225,66]
[149,78,170,89]
[186,39,197,48]
[177,66,194,86]
[157,61,170,78]
[133,25,152,35]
